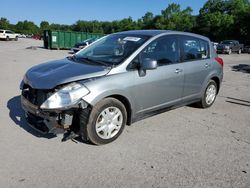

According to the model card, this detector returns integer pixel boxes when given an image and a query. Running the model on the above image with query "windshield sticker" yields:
[123,37,141,42]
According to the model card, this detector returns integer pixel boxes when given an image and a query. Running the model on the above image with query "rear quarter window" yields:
[200,40,210,59]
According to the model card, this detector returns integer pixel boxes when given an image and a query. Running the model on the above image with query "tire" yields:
[196,80,217,108]
[6,36,9,41]
[228,49,232,55]
[238,49,241,54]
[15,36,18,41]
[80,98,127,145]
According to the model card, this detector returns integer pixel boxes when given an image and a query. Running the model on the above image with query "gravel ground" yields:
[0,38,250,188]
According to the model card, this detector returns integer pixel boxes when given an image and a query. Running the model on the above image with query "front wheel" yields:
[228,49,232,55]
[196,80,218,108]
[238,49,241,54]
[81,98,127,145]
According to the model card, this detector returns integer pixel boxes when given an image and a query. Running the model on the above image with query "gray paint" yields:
[24,58,110,89]
[22,30,223,122]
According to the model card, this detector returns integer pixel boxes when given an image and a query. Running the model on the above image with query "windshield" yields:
[221,41,233,45]
[75,34,150,66]
[83,38,95,43]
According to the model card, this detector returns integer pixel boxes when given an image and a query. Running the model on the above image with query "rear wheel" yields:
[80,98,127,145]
[6,36,9,41]
[15,36,18,41]
[196,80,217,108]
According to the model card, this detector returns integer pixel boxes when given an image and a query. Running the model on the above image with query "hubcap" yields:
[95,107,123,139]
[205,85,216,105]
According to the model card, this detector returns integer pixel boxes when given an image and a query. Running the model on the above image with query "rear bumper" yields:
[21,95,70,134]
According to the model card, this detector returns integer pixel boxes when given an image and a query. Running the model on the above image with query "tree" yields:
[40,21,50,31]
[227,0,250,43]
[0,17,10,29]
[141,12,154,29]
[160,3,195,31]
[196,0,250,43]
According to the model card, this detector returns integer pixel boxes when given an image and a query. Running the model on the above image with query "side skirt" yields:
[131,98,200,124]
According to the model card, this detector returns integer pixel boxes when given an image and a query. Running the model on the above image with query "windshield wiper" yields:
[77,57,111,67]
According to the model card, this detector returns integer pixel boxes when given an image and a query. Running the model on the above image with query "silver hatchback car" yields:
[20,30,224,145]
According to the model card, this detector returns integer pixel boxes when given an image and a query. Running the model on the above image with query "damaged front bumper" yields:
[21,95,78,135]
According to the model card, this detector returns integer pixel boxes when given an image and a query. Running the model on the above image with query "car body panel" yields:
[24,58,111,89]
[182,58,212,100]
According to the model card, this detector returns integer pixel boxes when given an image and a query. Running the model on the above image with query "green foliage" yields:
[160,3,194,31]
[14,20,39,34]
[0,0,250,43]
[40,21,49,31]
[196,0,250,42]
[0,17,10,29]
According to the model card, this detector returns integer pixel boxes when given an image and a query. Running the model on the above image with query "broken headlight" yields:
[40,83,89,110]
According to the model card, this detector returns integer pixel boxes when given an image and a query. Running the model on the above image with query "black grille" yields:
[26,112,49,133]
[22,84,51,106]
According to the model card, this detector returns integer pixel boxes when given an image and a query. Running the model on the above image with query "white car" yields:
[0,29,18,41]
[211,42,219,50]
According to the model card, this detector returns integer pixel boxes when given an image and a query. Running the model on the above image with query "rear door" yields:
[180,36,211,101]
[130,35,185,114]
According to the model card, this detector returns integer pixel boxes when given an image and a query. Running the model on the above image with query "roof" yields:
[115,30,210,41]
[115,30,170,37]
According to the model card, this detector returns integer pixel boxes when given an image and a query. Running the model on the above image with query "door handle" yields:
[205,63,209,68]
[175,69,183,74]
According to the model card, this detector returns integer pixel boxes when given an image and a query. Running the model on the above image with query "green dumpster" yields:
[43,30,104,49]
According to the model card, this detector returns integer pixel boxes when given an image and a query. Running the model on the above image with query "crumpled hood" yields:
[24,58,111,89]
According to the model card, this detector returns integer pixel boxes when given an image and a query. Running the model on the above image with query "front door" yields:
[130,35,184,115]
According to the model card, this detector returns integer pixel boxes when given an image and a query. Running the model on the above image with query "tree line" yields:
[0,0,250,43]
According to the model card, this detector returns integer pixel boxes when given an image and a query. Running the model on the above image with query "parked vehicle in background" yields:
[17,34,27,38]
[32,34,43,40]
[211,42,219,50]
[0,29,18,41]
[242,45,250,54]
[20,30,224,145]
[217,40,244,54]
[72,38,97,53]
[26,34,33,38]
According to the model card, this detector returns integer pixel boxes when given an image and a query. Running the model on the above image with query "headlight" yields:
[40,83,90,109]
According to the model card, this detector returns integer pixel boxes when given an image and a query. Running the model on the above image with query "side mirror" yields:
[138,58,157,77]
[141,58,157,70]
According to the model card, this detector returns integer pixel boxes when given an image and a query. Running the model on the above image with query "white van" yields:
[0,29,18,41]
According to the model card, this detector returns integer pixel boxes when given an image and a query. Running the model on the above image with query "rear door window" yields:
[181,36,210,61]
[181,37,201,61]
[6,31,13,34]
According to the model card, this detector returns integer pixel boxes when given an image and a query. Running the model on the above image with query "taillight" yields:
[215,57,224,67]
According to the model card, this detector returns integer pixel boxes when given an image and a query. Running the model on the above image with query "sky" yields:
[0,0,207,25]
